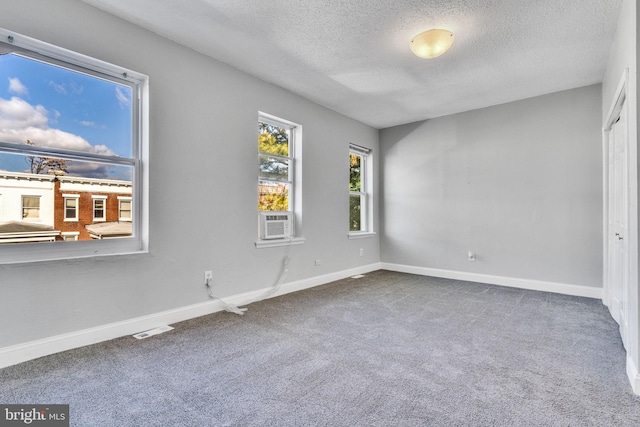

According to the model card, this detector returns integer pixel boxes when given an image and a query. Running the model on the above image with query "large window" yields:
[0,28,148,262]
[349,144,373,235]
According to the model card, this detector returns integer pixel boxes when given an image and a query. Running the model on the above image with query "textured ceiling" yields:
[82,0,622,129]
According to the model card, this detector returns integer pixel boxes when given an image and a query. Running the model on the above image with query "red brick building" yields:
[53,176,132,241]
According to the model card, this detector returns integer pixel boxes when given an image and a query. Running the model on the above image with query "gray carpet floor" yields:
[2,270,640,426]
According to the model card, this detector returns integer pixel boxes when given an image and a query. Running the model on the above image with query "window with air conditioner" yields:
[256,113,303,247]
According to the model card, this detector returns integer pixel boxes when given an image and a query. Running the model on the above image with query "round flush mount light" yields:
[410,29,454,59]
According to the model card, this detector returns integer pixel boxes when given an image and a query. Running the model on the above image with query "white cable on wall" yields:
[205,256,291,315]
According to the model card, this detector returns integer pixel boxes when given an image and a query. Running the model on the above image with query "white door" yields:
[607,102,629,348]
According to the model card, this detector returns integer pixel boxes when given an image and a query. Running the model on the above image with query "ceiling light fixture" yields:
[410,29,454,59]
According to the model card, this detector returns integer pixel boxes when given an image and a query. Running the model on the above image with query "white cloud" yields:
[8,78,28,95]
[65,161,114,179]
[115,86,130,108]
[79,120,106,130]
[49,81,83,95]
[49,81,67,94]
[0,96,115,157]
[0,97,48,130]
[69,82,83,94]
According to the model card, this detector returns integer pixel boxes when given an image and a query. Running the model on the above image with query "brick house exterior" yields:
[0,172,132,243]
[53,176,132,241]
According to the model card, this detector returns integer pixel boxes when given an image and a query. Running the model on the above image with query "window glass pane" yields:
[258,121,289,156]
[0,30,145,257]
[349,194,362,231]
[258,181,289,211]
[64,198,76,219]
[0,152,133,180]
[0,53,133,157]
[22,196,40,208]
[120,200,132,220]
[350,153,362,192]
[1,152,134,243]
[22,196,40,219]
[259,154,290,181]
[94,199,105,219]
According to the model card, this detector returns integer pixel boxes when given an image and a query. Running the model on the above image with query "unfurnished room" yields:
[1,0,640,426]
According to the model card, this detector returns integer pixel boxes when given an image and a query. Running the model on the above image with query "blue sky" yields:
[0,53,132,178]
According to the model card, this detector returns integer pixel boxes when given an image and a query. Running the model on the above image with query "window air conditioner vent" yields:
[259,211,292,240]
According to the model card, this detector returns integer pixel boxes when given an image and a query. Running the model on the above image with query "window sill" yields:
[348,231,377,240]
[255,236,305,249]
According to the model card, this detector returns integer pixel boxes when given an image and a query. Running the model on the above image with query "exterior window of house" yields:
[349,144,373,235]
[64,195,79,221]
[256,113,303,246]
[92,196,107,222]
[119,197,132,221]
[22,196,40,219]
[0,27,148,262]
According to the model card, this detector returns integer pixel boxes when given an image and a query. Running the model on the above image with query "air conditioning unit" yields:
[259,211,292,240]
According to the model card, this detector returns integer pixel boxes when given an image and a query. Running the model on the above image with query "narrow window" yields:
[349,144,372,234]
[63,195,79,221]
[119,197,132,221]
[258,119,293,212]
[92,196,106,222]
[256,113,302,245]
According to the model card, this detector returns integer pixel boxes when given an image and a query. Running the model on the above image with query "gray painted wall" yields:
[602,0,639,388]
[380,85,603,287]
[0,0,379,348]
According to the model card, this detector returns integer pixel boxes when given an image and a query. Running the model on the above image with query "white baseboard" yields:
[627,355,640,395]
[380,263,603,299]
[0,262,381,370]
[0,262,604,370]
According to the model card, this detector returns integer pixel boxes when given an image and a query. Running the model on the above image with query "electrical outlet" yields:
[359,248,364,256]
[467,252,476,262]
[204,271,213,282]
[314,259,321,266]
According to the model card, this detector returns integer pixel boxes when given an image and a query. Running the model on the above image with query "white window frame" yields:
[349,144,375,238]
[0,28,149,264]
[256,112,304,248]
[118,197,132,222]
[63,194,80,222]
[92,195,107,222]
